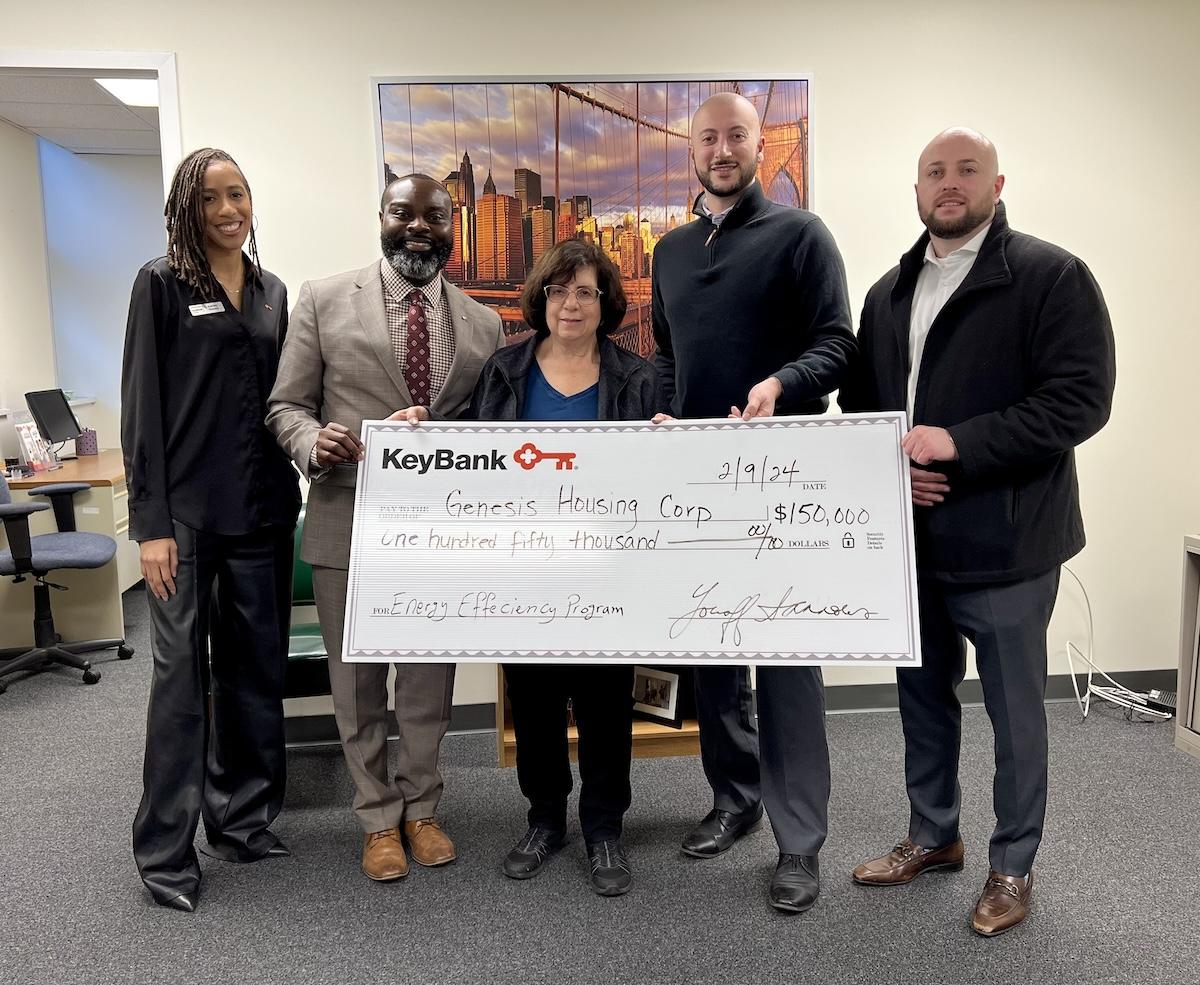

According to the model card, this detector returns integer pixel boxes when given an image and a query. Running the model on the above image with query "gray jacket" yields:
[266,262,503,568]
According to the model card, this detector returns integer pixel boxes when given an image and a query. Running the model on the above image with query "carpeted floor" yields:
[1,589,1198,985]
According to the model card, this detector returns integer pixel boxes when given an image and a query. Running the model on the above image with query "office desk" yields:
[0,450,139,647]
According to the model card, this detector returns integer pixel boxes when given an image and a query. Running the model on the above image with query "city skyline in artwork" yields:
[375,79,810,350]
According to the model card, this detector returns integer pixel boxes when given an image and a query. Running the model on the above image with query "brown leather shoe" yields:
[852,837,965,885]
[404,817,457,867]
[971,870,1033,936]
[362,827,409,881]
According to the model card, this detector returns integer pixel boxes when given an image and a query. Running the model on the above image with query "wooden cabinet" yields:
[0,450,139,647]
[493,665,700,767]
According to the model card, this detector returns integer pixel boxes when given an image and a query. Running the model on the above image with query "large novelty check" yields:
[342,415,920,666]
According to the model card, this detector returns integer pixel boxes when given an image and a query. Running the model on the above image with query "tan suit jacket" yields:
[267,262,503,569]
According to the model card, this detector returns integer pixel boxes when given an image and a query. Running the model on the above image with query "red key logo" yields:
[514,441,577,471]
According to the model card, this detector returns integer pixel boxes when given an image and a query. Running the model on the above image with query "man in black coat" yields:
[840,128,1115,936]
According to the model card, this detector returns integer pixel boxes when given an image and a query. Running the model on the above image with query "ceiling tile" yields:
[129,106,160,129]
[32,127,163,154]
[0,101,153,131]
[0,75,121,106]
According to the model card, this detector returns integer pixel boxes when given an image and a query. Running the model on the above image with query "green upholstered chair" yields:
[284,506,331,698]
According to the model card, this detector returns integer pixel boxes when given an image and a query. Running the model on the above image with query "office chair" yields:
[0,474,132,694]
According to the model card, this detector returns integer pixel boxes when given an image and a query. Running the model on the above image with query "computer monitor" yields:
[25,389,82,444]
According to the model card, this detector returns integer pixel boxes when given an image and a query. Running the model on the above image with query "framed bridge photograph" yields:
[371,77,811,359]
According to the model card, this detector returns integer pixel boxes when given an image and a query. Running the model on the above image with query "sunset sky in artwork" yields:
[378,80,808,234]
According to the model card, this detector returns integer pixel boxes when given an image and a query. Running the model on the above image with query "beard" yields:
[381,233,453,283]
[694,157,757,201]
[921,199,994,240]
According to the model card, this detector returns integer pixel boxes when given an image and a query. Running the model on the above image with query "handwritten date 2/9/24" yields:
[717,456,824,492]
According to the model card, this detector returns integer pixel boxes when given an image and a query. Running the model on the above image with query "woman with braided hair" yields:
[121,148,300,912]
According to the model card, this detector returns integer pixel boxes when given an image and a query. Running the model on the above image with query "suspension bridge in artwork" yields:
[381,79,809,355]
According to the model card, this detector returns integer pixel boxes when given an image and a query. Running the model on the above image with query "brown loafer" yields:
[362,827,409,881]
[971,870,1032,936]
[404,817,457,867]
[852,836,964,885]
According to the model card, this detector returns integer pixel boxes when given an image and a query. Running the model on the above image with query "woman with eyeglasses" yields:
[401,238,655,894]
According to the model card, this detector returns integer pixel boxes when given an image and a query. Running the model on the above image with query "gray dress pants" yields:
[312,565,454,833]
[694,665,830,856]
[900,568,1060,875]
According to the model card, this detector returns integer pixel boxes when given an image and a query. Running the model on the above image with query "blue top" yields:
[520,359,599,421]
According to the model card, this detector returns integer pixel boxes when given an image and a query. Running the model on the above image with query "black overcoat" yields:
[840,203,1116,583]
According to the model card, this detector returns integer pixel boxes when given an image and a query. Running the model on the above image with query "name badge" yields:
[188,302,225,316]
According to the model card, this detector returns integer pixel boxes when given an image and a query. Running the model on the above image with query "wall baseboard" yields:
[822,668,1176,712]
[286,701,496,745]
[284,669,1178,747]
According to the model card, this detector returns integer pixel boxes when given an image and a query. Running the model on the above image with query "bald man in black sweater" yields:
[652,92,855,913]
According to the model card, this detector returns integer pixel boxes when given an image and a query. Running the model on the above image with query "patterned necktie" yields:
[404,290,431,406]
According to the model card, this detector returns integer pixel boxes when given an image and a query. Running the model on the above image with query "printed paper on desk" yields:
[342,415,920,667]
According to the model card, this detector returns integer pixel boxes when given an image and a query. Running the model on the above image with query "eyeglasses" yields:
[544,285,602,306]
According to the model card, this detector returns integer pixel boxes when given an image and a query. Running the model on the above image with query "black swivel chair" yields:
[0,474,132,694]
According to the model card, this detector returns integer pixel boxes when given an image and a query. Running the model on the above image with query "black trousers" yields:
[132,521,293,902]
[504,663,633,844]
[900,568,1060,876]
[694,665,830,855]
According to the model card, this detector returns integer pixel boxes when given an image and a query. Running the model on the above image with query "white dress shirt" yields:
[906,222,991,422]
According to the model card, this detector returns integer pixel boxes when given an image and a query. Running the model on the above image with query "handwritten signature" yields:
[667,582,878,646]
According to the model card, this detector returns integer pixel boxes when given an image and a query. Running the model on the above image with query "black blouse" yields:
[121,256,301,542]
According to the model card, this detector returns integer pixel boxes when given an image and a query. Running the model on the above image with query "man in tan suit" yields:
[267,174,503,881]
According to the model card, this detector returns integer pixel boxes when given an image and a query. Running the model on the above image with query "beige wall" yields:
[0,118,56,425]
[4,0,1199,703]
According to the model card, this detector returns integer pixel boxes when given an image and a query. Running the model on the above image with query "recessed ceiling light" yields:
[94,78,159,108]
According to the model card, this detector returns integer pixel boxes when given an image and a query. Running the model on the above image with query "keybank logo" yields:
[514,441,577,471]
[381,448,508,473]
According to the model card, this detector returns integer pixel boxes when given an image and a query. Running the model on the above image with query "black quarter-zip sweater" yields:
[651,181,855,419]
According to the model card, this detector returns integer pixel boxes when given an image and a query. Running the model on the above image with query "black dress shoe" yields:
[262,842,291,858]
[769,854,819,913]
[159,891,198,913]
[586,839,632,896]
[680,806,764,858]
[245,831,291,859]
[503,826,565,879]
[200,831,290,863]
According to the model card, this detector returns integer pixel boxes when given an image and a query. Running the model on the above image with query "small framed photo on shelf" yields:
[632,666,684,729]
[14,421,51,471]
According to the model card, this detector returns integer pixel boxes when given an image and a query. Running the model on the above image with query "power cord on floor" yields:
[1062,564,1173,723]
